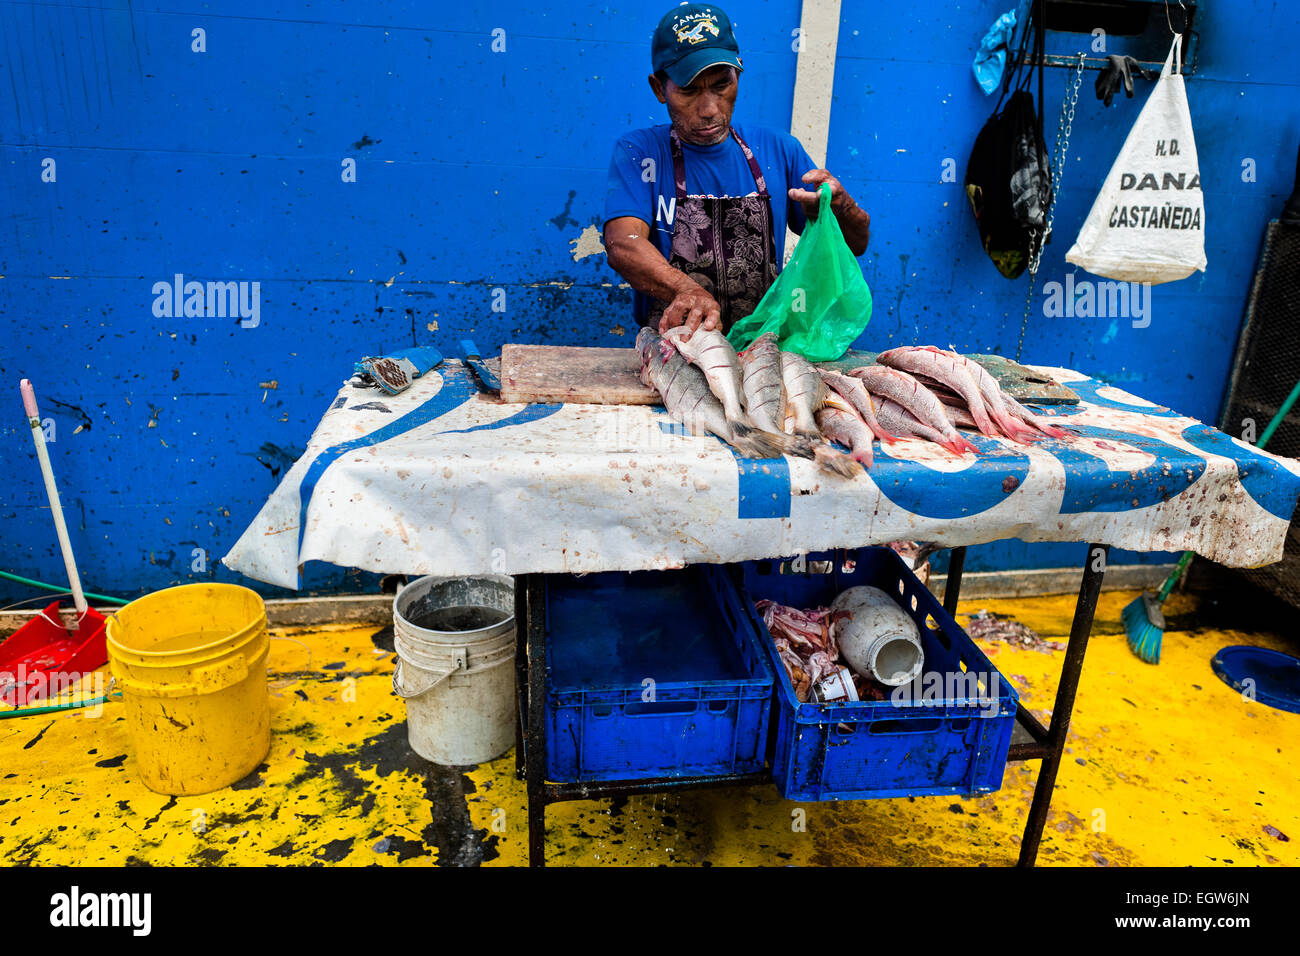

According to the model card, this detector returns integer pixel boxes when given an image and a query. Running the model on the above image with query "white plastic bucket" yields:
[392,574,516,765]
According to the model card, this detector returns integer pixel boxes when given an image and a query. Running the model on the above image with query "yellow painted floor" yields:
[1,588,1296,867]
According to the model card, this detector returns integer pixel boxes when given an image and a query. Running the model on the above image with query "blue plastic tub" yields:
[739,547,1018,801]
[544,565,774,782]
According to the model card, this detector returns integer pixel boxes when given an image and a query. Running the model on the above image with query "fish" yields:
[876,346,1002,438]
[929,348,1042,443]
[736,334,846,468]
[779,350,826,440]
[636,328,786,459]
[873,396,974,453]
[819,369,898,443]
[816,395,874,468]
[1000,393,1071,439]
[737,332,789,433]
[942,403,980,431]
[848,365,977,455]
[662,325,749,432]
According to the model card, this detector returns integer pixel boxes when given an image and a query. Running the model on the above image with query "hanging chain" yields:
[1016,53,1087,362]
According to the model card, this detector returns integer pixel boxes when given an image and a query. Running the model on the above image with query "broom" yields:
[1123,377,1300,664]
[1125,141,1300,664]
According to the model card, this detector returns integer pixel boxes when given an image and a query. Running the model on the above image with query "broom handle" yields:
[1157,550,1195,603]
[1258,377,1300,449]
[1162,375,1300,603]
[20,380,87,616]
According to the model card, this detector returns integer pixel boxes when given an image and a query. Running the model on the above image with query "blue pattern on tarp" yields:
[1060,378,1181,417]
[655,416,794,519]
[732,455,792,519]
[1055,423,1206,513]
[297,367,476,559]
[437,402,562,436]
[296,366,562,574]
[1180,423,1300,520]
[871,434,1031,519]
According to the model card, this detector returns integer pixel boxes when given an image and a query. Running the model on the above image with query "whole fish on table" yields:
[737,333,789,434]
[876,346,1003,439]
[662,326,751,435]
[662,326,805,456]
[931,348,1044,442]
[780,350,828,441]
[777,349,858,477]
[815,393,874,468]
[636,328,784,459]
[847,365,977,455]
[819,368,897,443]
[873,395,975,453]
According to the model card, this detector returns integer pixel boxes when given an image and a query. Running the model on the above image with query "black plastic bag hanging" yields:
[964,0,1053,279]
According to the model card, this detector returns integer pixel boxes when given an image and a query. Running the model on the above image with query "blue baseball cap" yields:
[652,4,743,87]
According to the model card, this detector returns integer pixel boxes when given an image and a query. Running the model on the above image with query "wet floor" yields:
[1,587,1295,866]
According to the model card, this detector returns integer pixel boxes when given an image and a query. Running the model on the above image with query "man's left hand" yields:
[787,168,871,256]
[788,169,851,221]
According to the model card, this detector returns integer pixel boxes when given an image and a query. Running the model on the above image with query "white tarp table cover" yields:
[223,361,1300,590]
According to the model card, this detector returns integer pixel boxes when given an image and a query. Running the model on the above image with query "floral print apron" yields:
[644,127,780,333]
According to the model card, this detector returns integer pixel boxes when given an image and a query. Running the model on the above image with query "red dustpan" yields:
[0,381,109,707]
[0,602,107,706]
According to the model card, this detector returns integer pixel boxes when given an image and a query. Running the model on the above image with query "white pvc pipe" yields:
[20,379,86,617]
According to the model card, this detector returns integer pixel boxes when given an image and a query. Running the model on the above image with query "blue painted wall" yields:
[2,0,1295,603]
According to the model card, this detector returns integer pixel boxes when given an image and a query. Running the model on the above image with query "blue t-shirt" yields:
[603,123,817,324]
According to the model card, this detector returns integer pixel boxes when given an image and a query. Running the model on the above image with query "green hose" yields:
[0,569,129,606]
[0,694,121,719]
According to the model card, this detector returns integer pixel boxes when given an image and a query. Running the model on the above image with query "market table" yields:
[224,359,1300,867]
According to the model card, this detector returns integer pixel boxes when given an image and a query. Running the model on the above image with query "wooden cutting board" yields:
[499,344,657,405]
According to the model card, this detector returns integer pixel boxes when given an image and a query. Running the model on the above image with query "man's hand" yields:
[658,287,722,337]
[788,169,851,220]
[787,168,871,256]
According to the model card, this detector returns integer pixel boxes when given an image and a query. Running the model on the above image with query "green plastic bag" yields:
[726,182,872,362]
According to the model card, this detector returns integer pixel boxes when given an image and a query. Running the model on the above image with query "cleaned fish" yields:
[636,328,785,459]
[848,365,977,455]
[819,369,897,443]
[816,394,874,468]
[932,348,1042,442]
[942,403,979,431]
[779,350,826,440]
[876,346,1000,439]
[737,332,788,434]
[1000,393,1071,439]
[662,326,748,430]
[873,396,974,453]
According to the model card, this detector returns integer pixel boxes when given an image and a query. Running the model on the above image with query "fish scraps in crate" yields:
[965,609,1063,653]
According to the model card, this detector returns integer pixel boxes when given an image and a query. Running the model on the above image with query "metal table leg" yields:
[1016,543,1108,867]
[514,576,528,783]
[519,573,549,867]
[943,546,967,616]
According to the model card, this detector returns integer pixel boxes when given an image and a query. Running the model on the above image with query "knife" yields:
[461,339,501,393]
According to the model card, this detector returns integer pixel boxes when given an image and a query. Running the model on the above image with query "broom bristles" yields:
[1123,593,1164,665]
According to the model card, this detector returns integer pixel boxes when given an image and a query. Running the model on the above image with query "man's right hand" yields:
[658,287,722,337]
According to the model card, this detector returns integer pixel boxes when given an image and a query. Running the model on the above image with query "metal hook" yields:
[1164,0,1189,36]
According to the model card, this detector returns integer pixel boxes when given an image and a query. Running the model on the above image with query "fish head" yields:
[634,326,659,360]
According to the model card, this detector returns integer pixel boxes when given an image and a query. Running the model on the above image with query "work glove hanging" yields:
[1095,55,1156,107]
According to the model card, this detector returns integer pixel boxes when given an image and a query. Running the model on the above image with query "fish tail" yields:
[813,443,863,477]
[732,421,805,459]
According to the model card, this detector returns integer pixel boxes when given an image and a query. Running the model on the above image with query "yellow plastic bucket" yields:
[106,583,271,795]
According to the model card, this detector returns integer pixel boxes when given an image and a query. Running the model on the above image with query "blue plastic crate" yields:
[544,565,774,783]
[739,547,1019,801]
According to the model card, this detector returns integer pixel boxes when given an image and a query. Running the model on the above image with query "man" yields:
[604,3,871,336]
